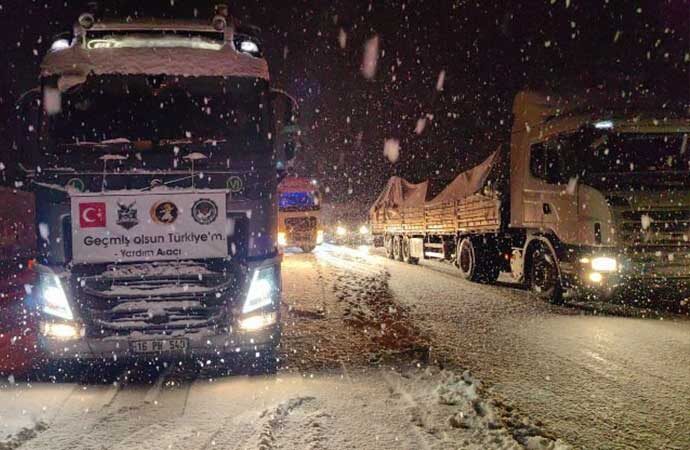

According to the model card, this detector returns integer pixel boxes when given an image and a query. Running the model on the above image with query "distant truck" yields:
[371,91,690,303]
[10,5,297,373]
[277,177,323,253]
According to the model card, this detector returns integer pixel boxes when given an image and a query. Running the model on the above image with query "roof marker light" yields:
[50,39,71,52]
[238,40,260,54]
[78,12,95,29]
[594,120,614,129]
[212,15,227,31]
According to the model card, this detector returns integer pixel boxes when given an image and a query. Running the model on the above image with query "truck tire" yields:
[301,245,315,253]
[528,243,563,304]
[392,235,403,261]
[402,236,419,264]
[384,235,394,259]
[457,237,499,283]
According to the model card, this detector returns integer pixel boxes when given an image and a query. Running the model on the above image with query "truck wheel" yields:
[457,238,479,281]
[301,245,315,253]
[402,236,419,264]
[392,236,403,261]
[457,238,499,283]
[384,235,394,259]
[529,244,563,304]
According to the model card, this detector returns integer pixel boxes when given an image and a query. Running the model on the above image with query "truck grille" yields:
[284,216,317,231]
[616,209,690,246]
[75,261,235,337]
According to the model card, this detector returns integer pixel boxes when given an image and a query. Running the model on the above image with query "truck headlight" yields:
[336,226,347,236]
[242,267,277,314]
[239,312,277,331]
[277,232,287,246]
[41,274,74,321]
[40,322,81,340]
[591,256,617,272]
[359,225,369,235]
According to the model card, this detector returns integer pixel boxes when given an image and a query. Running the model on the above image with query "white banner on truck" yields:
[71,190,228,264]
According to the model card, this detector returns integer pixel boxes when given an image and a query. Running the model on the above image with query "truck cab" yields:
[510,91,690,301]
[12,6,297,372]
[277,177,323,253]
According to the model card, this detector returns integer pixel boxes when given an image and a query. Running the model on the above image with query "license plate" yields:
[130,338,188,354]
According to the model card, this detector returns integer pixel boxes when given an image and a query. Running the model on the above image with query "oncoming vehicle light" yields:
[591,256,617,272]
[317,230,324,244]
[277,232,287,246]
[336,226,347,237]
[594,120,614,129]
[359,225,369,235]
[242,267,277,314]
[42,275,74,321]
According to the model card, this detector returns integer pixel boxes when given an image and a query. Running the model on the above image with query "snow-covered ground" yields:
[0,366,567,450]
[318,244,690,449]
[1,244,688,449]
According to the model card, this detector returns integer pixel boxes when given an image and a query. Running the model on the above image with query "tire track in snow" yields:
[19,365,192,450]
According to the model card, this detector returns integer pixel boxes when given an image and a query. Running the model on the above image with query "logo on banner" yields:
[191,198,219,225]
[79,202,106,228]
[226,176,243,193]
[151,201,178,224]
[116,201,138,230]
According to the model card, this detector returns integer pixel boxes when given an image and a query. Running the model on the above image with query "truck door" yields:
[528,138,579,242]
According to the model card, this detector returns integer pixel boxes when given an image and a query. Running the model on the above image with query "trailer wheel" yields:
[392,235,403,261]
[529,243,563,304]
[384,235,394,259]
[457,238,499,283]
[402,236,418,264]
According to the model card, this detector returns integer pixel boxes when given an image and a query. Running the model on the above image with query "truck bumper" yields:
[561,255,690,300]
[38,325,280,363]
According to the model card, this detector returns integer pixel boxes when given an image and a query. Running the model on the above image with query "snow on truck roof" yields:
[41,19,269,82]
[513,90,690,133]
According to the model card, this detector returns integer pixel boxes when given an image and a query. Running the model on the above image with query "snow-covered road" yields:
[3,365,545,450]
[1,243,688,449]
[314,244,690,449]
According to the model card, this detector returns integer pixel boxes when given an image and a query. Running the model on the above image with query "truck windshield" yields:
[43,74,271,169]
[279,192,320,211]
[541,131,690,188]
[585,132,689,175]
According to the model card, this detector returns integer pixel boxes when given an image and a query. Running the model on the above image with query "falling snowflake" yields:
[338,28,347,49]
[384,138,400,163]
[361,35,380,79]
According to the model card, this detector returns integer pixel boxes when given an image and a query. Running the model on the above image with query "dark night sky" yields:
[1,0,688,205]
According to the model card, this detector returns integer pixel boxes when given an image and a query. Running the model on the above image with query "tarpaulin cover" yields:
[369,177,429,214]
[426,150,499,205]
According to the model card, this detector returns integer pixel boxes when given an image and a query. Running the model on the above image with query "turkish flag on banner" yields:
[79,202,107,228]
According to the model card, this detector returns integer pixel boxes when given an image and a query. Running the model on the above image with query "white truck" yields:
[372,91,690,303]
[277,177,323,253]
[11,5,297,373]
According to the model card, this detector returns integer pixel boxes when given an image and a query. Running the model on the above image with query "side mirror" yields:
[283,141,296,161]
[271,89,299,162]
